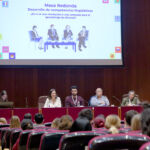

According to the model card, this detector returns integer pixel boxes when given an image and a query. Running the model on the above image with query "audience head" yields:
[141,108,150,136]
[131,114,141,131]
[58,115,73,130]
[105,115,121,134]
[66,25,70,30]
[51,118,60,129]
[0,90,8,101]
[0,117,7,124]
[82,26,86,31]
[10,116,21,128]
[128,90,135,100]
[34,113,44,124]
[93,115,105,128]
[24,113,32,120]
[21,119,33,130]
[125,110,138,126]
[51,24,54,29]
[49,89,57,100]
[71,86,78,97]
[70,116,92,132]
[78,109,93,121]
[96,88,103,98]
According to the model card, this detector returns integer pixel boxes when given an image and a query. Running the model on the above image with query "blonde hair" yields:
[131,114,141,131]
[0,118,7,124]
[10,116,21,128]
[58,115,73,130]
[51,118,60,129]
[105,115,121,134]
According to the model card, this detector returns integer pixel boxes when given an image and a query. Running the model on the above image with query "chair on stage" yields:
[39,131,68,150]
[139,142,150,150]
[59,131,105,150]
[88,133,150,150]
[38,96,47,109]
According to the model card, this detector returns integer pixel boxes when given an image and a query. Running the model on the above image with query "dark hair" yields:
[24,113,32,120]
[78,109,93,121]
[0,90,7,96]
[141,108,150,136]
[70,117,92,132]
[71,86,77,90]
[32,25,37,30]
[82,26,86,29]
[125,110,138,126]
[48,89,57,99]
[34,113,44,124]
[51,24,54,27]
[21,119,33,130]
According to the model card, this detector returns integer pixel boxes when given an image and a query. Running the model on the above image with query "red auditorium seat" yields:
[10,129,22,150]
[139,142,150,150]
[26,130,47,150]
[18,130,34,150]
[88,133,150,150]
[59,131,105,150]
[39,131,68,150]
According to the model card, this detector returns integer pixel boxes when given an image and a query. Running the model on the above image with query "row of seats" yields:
[1,126,150,150]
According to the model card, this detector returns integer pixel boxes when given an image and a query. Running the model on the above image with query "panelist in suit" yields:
[78,26,88,51]
[30,25,43,49]
[48,24,59,48]
[63,25,73,49]
[89,88,110,107]
[65,86,85,107]
[121,90,140,106]
[0,90,8,102]
[44,89,61,108]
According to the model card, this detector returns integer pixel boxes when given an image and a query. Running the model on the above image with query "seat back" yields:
[88,133,150,150]
[39,131,68,150]
[18,130,33,150]
[139,142,150,150]
[27,130,46,150]
[59,131,105,150]
[10,129,22,150]
[38,96,47,108]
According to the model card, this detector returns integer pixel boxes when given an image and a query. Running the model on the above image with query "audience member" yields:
[70,109,93,132]
[105,115,121,134]
[24,113,32,120]
[0,117,7,124]
[10,116,21,128]
[51,118,60,129]
[124,110,138,127]
[58,115,73,130]
[93,115,105,128]
[141,108,150,136]
[34,113,44,127]
[131,114,141,131]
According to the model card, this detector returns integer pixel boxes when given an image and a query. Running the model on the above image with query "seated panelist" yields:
[65,86,85,107]
[44,89,61,108]
[121,90,140,106]
[89,88,110,106]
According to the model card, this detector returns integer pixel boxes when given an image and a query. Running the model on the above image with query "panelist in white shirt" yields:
[44,89,62,108]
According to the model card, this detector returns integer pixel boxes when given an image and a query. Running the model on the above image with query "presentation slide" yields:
[0,0,122,66]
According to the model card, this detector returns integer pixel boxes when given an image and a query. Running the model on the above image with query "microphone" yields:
[25,97,28,108]
[112,96,121,105]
